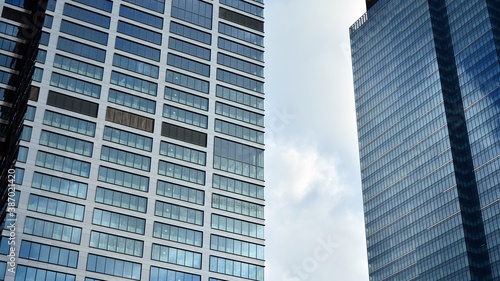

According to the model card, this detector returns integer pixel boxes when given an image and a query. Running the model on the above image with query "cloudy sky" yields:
[263,0,369,280]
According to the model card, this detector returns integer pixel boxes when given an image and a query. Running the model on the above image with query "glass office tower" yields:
[350,0,500,280]
[0,0,265,280]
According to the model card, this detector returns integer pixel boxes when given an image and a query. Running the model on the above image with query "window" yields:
[212,193,264,219]
[157,180,204,205]
[53,54,104,80]
[113,53,159,78]
[210,256,264,281]
[44,15,53,28]
[115,37,161,61]
[0,53,16,69]
[101,145,151,171]
[155,200,204,226]
[211,234,264,260]
[219,7,263,32]
[213,174,264,199]
[14,265,76,281]
[214,137,264,180]
[211,213,264,239]
[98,166,149,192]
[92,208,146,235]
[220,0,263,18]
[152,244,202,269]
[0,21,19,37]
[160,141,206,165]
[161,122,207,147]
[167,53,210,76]
[117,20,162,45]
[19,241,79,268]
[218,53,263,77]
[171,0,213,29]
[39,130,94,157]
[158,161,205,185]
[32,68,42,82]
[73,0,112,12]
[20,125,32,141]
[50,72,101,98]
[16,146,28,163]
[165,87,208,111]
[89,231,143,257]
[27,194,85,221]
[108,88,156,114]
[36,151,91,178]
[218,37,264,62]
[170,21,211,45]
[153,221,203,247]
[14,168,24,185]
[111,71,157,96]
[215,119,264,144]
[60,20,108,45]
[63,3,111,28]
[40,32,50,46]
[87,254,141,280]
[43,110,96,136]
[103,126,153,151]
[23,217,82,244]
[0,37,17,52]
[120,5,163,29]
[47,91,99,117]
[163,104,208,128]
[124,0,165,13]
[24,106,36,121]
[166,70,209,93]
[57,37,106,62]
[169,37,211,60]
[96,186,147,213]
[36,49,46,63]
[215,101,264,126]
[105,107,155,132]
[216,84,264,110]
[217,68,264,93]
[32,172,88,199]
[219,22,264,46]
[150,266,201,281]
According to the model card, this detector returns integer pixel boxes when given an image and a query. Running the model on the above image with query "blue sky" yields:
[264,0,369,280]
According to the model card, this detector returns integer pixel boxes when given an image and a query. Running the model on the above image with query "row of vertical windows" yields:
[47,90,99,118]
[213,174,265,199]
[212,193,264,219]
[218,37,264,62]
[0,21,19,37]
[117,20,162,45]
[220,0,263,17]
[214,137,264,180]
[20,125,32,141]
[57,37,106,63]
[73,0,113,12]
[171,0,213,29]
[20,240,79,268]
[120,4,163,29]
[211,234,264,260]
[219,22,264,46]
[105,107,155,133]
[27,194,85,221]
[63,4,111,28]
[37,49,47,63]
[209,256,264,281]
[32,68,43,82]
[163,104,208,128]
[108,88,156,114]
[215,119,264,144]
[87,254,142,280]
[53,54,104,80]
[113,53,160,78]
[101,145,151,171]
[92,208,146,235]
[59,20,108,45]
[16,147,28,163]
[32,172,88,199]
[216,101,264,126]
[211,213,264,239]
[40,32,50,45]
[166,70,209,93]
[150,266,201,281]
[98,166,149,192]
[152,244,202,269]
[43,110,96,137]
[153,221,203,247]
[0,53,16,68]
[15,265,76,281]
[160,141,206,165]
[24,217,82,244]
[170,21,211,45]
[158,160,206,185]
[217,68,264,93]
[0,70,13,84]
[161,122,208,147]
[219,7,264,32]
[39,129,94,156]
[218,53,264,77]
[103,126,153,151]
[36,151,91,178]
[0,38,16,52]
[155,200,204,226]
[165,87,209,111]
[167,53,211,77]
[89,230,144,257]
[96,186,148,213]
[115,37,161,61]
[169,37,211,60]
[124,0,165,13]
[111,71,157,96]
[157,180,205,205]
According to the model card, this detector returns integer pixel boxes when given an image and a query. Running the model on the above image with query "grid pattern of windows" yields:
[157,180,204,205]
[15,265,76,281]
[158,160,206,185]
[35,151,91,177]
[98,166,149,192]
[59,19,108,45]
[169,37,211,60]
[214,137,264,180]
[160,141,206,165]
[92,208,146,235]
[23,217,82,244]
[57,37,106,62]
[171,0,213,29]
[32,172,88,199]
[20,240,79,268]
[63,3,111,28]
[89,230,144,257]
[96,186,147,213]
[120,4,163,29]
[101,145,151,171]
[115,37,161,61]
[152,244,202,269]
[155,200,204,226]
[117,20,162,45]
[153,221,203,247]
[39,130,93,157]
[87,254,141,280]
[170,21,211,45]
[27,194,85,221]
[103,126,153,151]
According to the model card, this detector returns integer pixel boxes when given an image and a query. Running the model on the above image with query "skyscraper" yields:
[0,0,265,280]
[350,0,500,280]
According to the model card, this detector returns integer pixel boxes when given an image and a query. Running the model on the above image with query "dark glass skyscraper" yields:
[350,0,500,280]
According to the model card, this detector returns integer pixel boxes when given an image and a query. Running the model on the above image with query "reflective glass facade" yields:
[351,0,500,280]
[0,0,265,280]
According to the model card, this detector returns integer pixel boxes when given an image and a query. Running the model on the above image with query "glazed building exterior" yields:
[0,0,266,280]
[350,0,500,280]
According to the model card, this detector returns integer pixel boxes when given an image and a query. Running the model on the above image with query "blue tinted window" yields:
[218,53,264,77]
[211,213,264,239]
[124,0,165,13]
[153,221,203,247]
[214,137,264,180]
[220,0,263,17]
[150,266,201,281]
[217,68,264,93]
[160,141,206,166]
[73,0,113,12]
[98,166,149,192]
[43,110,96,136]
[92,209,145,235]
[111,71,157,96]
[53,54,104,80]
[115,37,160,61]
[120,5,163,29]
[23,217,82,244]
[164,87,208,111]
[215,101,264,126]
[40,32,50,45]
[20,241,79,267]
[39,130,94,157]
[113,53,159,78]
[15,265,76,281]
[95,186,148,213]
[218,37,264,62]
[163,104,208,128]
[0,38,16,52]
[171,0,213,29]
[50,72,101,98]
[90,230,144,257]
[103,126,153,151]
[151,244,202,268]
[108,88,156,114]
[166,70,209,93]
[155,200,204,225]
[16,146,28,163]
[117,20,162,45]
[167,53,210,77]
[215,119,264,144]
[213,173,264,199]
[170,21,211,45]
[57,37,106,62]
[212,193,264,219]
[211,234,264,260]
[101,145,151,171]
[20,125,32,141]
[219,22,264,46]
[209,256,264,281]
[158,161,206,185]
[44,15,53,28]
[32,172,88,199]
[87,254,142,280]
[27,194,85,221]
[169,37,211,60]
[36,151,91,177]
[63,4,110,28]
[0,21,19,37]
[60,20,108,45]
[216,84,264,110]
